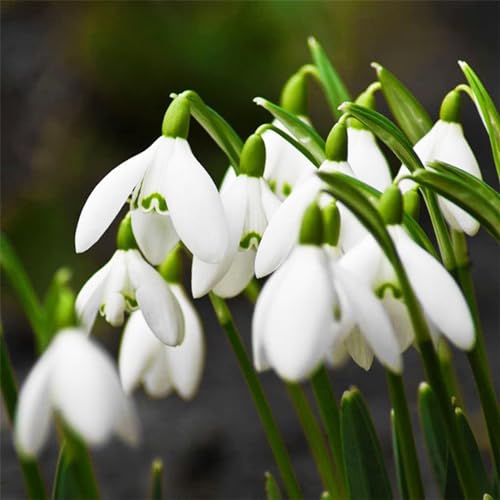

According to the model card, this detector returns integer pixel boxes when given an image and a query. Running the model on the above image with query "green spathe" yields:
[162,95,191,139]
[116,214,138,251]
[322,202,340,246]
[439,90,461,123]
[299,201,323,246]
[240,134,266,177]
[159,246,182,284]
[349,85,379,130]
[325,122,348,162]
[379,185,403,225]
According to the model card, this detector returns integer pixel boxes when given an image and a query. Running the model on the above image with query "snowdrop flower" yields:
[75,95,228,264]
[76,215,184,346]
[192,135,281,298]
[397,90,482,236]
[340,186,475,351]
[15,329,138,457]
[255,123,366,278]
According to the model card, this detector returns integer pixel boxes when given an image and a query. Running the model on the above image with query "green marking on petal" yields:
[375,282,402,299]
[282,182,292,197]
[141,193,168,212]
[333,302,342,322]
[124,293,138,311]
[240,231,262,249]
[268,179,277,193]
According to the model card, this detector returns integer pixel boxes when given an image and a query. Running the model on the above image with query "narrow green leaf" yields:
[254,97,326,163]
[174,90,243,170]
[372,63,432,144]
[459,61,500,180]
[390,410,409,500]
[411,167,500,240]
[52,444,80,500]
[150,458,164,500]
[264,472,282,500]
[308,37,351,119]
[340,388,393,499]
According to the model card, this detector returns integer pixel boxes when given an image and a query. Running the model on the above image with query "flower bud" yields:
[299,201,323,246]
[322,201,340,246]
[280,69,308,116]
[325,122,348,162]
[439,90,461,123]
[240,134,266,177]
[162,95,191,139]
[378,185,403,225]
[116,213,138,250]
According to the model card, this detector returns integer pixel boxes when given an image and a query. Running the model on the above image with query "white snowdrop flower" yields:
[75,96,228,264]
[119,284,204,400]
[15,329,138,458]
[192,135,281,298]
[397,90,482,236]
[255,123,366,278]
[76,216,184,346]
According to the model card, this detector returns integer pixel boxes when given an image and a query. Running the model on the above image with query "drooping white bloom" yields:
[397,120,482,236]
[192,173,281,298]
[261,121,316,199]
[347,127,393,192]
[119,284,204,399]
[340,225,475,350]
[76,249,184,346]
[15,329,138,457]
[75,136,228,264]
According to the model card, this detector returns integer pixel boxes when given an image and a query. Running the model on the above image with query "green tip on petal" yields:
[325,122,348,162]
[240,134,266,177]
[439,90,461,123]
[322,201,340,246]
[159,245,183,284]
[116,213,138,250]
[403,188,420,219]
[162,95,191,138]
[378,185,403,225]
[280,70,308,116]
[299,200,324,246]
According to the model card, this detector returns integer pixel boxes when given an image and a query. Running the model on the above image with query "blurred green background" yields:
[1,1,499,498]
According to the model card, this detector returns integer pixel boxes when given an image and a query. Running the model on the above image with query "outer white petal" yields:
[15,349,54,457]
[100,251,129,327]
[339,234,383,286]
[50,331,138,446]
[127,250,184,346]
[130,210,179,265]
[337,202,367,252]
[391,226,475,350]
[326,337,349,368]
[165,138,228,263]
[166,285,205,400]
[75,260,111,332]
[334,265,402,372]
[219,166,237,194]
[142,355,172,398]
[258,247,337,382]
[381,293,414,352]
[345,328,374,371]
[119,311,163,394]
[191,175,247,298]
[75,139,158,253]
[347,128,392,191]
[255,175,320,277]
[212,250,256,298]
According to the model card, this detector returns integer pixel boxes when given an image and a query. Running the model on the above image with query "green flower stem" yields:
[385,371,425,499]
[437,340,464,408]
[208,293,302,499]
[0,327,47,500]
[310,366,346,495]
[452,230,500,479]
[285,383,340,499]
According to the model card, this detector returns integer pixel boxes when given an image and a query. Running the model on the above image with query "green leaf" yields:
[52,444,80,500]
[174,90,243,170]
[390,410,409,500]
[264,472,282,500]
[150,459,164,500]
[0,233,48,352]
[340,388,393,499]
[254,97,326,164]
[411,165,500,240]
[308,37,351,119]
[372,63,432,144]
[459,61,500,181]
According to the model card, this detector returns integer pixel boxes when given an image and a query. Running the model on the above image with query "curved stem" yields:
[209,293,302,499]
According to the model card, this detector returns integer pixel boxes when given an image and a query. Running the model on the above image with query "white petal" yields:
[381,293,414,352]
[259,178,282,222]
[337,202,367,252]
[326,337,349,368]
[212,250,256,298]
[142,355,173,398]
[127,250,184,346]
[347,128,392,191]
[257,247,337,382]
[131,210,179,266]
[219,166,237,194]
[119,311,163,394]
[334,265,402,372]
[255,175,320,277]
[345,328,374,371]
[165,138,228,263]
[392,226,475,350]
[166,285,205,399]
[75,139,158,253]
[101,251,129,327]
[15,349,54,457]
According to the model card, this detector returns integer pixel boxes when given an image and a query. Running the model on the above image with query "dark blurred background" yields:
[1,1,499,499]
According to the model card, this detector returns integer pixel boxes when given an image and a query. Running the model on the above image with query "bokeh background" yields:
[1,1,499,499]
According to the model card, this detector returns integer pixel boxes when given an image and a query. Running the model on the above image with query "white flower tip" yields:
[253,97,265,107]
[370,61,382,72]
[338,101,350,112]
[457,60,467,69]
[74,231,90,254]
[307,36,318,48]
[418,381,430,395]
[386,355,403,374]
